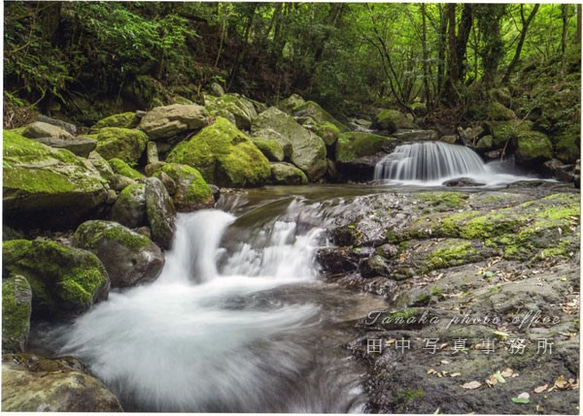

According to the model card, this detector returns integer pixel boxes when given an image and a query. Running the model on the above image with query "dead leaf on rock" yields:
[450,372,462,378]
[462,381,482,390]
[534,384,548,394]
[501,368,514,378]
[485,375,498,387]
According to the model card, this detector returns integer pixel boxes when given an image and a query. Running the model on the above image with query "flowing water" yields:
[374,141,537,186]
[37,189,388,413]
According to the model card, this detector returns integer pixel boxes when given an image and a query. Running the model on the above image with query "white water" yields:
[48,207,368,412]
[374,141,536,186]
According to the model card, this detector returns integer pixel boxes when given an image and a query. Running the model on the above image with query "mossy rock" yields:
[292,101,349,133]
[167,117,271,187]
[91,112,139,130]
[335,132,397,162]
[515,130,553,164]
[87,151,115,181]
[137,104,209,141]
[276,94,306,114]
[552,124,580,163]
[145,177,176,250]
[268,162,309,185]
[205,94,257,131]
[73,220,164,288]
[251,128,292,159]
[251,137,284,162]
[251,107,327,181]
[3,131,108,229]
[483,120,534,147]
[152,163,214,211]
[86,127,148,165]
[2,239,110,319]
[372,109,417,133]
[315,122,341,146]
[2,275,32,353]
[108,158,144,180]
[109,183,147,229]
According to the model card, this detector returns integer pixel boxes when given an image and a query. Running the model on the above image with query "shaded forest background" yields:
[4,2,582,130]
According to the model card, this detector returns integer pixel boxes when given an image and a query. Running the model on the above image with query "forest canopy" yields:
[3,2,582,125]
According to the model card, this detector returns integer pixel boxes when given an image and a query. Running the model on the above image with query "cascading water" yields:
[40,202,382,412]
[374,141,535,186]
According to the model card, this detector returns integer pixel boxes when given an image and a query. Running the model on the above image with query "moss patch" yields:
[335,132,397,162]
[152,163,213,210]
[108,158,144,179]
[87,127,148,164]
[2,275,32,352]
[91,112,139,130]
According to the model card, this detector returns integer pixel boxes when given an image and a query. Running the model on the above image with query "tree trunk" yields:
[502,4,540,84]
[561,4,569,76]
[455,4,473,82]
[420,4,432,105]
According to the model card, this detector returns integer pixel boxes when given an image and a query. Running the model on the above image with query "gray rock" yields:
[2,276,32,353]
[2,354,123,412]
[138,104,209,140]
[147,141,159,164]
[390,129,438,142]
[73,220,164,288]
[276,93,306,114]
[145,177,176,249]
[209,82,225,97]
[28,135,97,157]
[269,162,309,185]
[251,127,292,158]
[34,115,77,135]
[205,94,258,131]
[110,183,147,229]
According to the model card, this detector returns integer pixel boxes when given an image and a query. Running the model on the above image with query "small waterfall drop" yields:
[374,141,537,186]
[44,203,371,412]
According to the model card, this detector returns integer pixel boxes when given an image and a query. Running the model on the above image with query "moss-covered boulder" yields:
[110,183,147,229]
[108,158,144,180]
[276,93,306,114]
[73,221,164,288]
[3,131,108,229]
[269,162,309,185]
[2,353,123,412]
[145,177,176,250]
[515,130,553,165]
[292,101,349,133]
[167,117,271,187]
[251,107,327,181]
[2,276,32,353]
[91,112,139,131]
[22,122,97,157]
[86,127,148,165]
[22,121,72,140]
[2,240,110,319]
[152,163,214,211]
[137,104,209,140]
[205,94,258,131]
[335,132,397,162]
[483,120,534,148]
[251,137,285,162]
[314,122,341,146]
[251,127,292,159]
[552,124,580,163]
[372,109,418,133]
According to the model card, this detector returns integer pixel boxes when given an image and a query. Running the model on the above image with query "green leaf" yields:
[511,397,530,404]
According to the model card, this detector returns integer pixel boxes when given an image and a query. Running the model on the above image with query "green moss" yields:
[335,132,396,162]
[87,127,148,164]
[108,158,144,179]
[374,109,417,131]
[75,220,150,251]
[167,117,270,187]
[2,275,32,352]
[395,388,425,405]
[251,137,284,161]
[516,130,553,162]
[428,239,480,269]
[91,112,139,130]
[293,101,349,132]
[414,191,468,211]
[152,163,213,210]
[314,122,340,146]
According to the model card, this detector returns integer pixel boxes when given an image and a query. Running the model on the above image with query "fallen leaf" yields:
[534,384,548,394]
[450,372,462,378]
[462,381,482,390]
[427,368,438,375]
[501,368,514,378]
[493,371,506,384]
[512,396,530,404]
[536,404,543,413]
[440,360,449,365]
[554,375,569,390]
[485,375,498,387]
[518,392,530,400]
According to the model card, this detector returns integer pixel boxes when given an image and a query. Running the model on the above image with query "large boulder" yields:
[91,112,140,130]
[87,128,148,165]
[152,164,214,211]
[251,137,285,162]
[145,177,176,250]
[73,221,164,288]
[292,101,349,132]
[515,131,553,165]
[2,354,123,412]
[269,162,309,185]
[2,276,32,353]
[22,121,72,140]
[34,115,77,136]
[2,240,110,319]
[335,132,399,181]
[205,94,258,131]
[22,121,96,157]
[3,131,108,229]
[372,109,418,133]
[137,104,209,140]
[276,93,306,114]
[167,117,271,187]
[251,107,327,181]
[110,182,147,228]
[250,127,292,158]
[108,158,144,180]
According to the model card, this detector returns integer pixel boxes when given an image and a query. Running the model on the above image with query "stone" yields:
[87,127,149,165]
[138,104,209,140]
[268,162,309,185]
[442,177,486,187]
[276,93,306,114]
[251,127,293,158]
[205,94,258,131]
[108,158,144,180]
[147,141,159,164]
[515,130,553,165]
[22,121,73,140]
[476,135,494,151]
[335,131,397,163]
[34,115,77,136]
[209,82,225,97]
[314,122,341,146]
[372,109,418,133]
[3,131,108,229]
[91,112,139,130]
[390,129,438,142]
[2,354,123,412]
[252,137,285,162]
[2,239,110,319]
[145,177,176,250]
[167,117,271,187]
[87,151,114,180]
[2,276,32,353]
[251,107,327,181]
[152,163,214,211]
[110,183,147,229]
[292,101,349,132]
[440,135,458,144]
[27,136,97,158]
[109,174,135,192]
[316,247,359,274]
[73,221,164,288]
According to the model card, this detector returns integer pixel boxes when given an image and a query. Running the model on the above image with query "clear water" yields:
[374,141,538,186]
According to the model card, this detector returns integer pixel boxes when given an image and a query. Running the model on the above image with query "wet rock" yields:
[145,177,176,250]
[515,130,553,165]
[317,247,359,274]
[390,129,438,142]
[152,163,214,211]
[73,220,164,288]
[2,276,32,353]
[442,177,486,187]
[2,354,123,412]
[372,109,417,133]
[335,132,398,181]
[2,239,110,319]
[269,162,309,185]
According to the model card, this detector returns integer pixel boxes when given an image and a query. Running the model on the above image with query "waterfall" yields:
[374,141,487,181]
[47,204,368,412]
